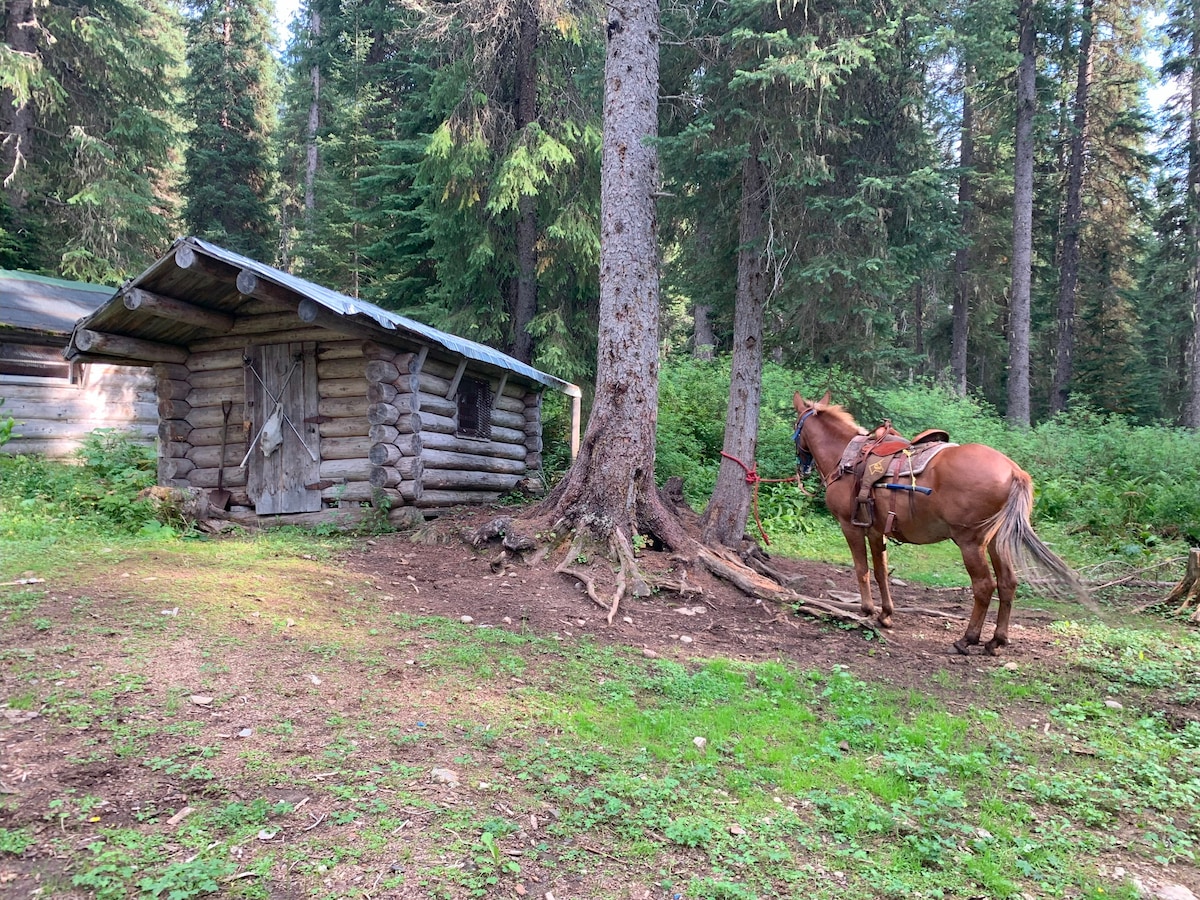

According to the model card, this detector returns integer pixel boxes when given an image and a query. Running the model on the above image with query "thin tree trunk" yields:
[702,129,767,547]
[510,0,540,365]
[1,0,38,208]
[951,75,975,396]
[1188,4,1200,429]
[1050,0,1094,415]
[913,279,927,376]
[1007,0,1036,428]
[305,7,322,216]
[693,303,716,359]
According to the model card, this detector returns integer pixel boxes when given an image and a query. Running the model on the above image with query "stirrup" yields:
[851,499,873,528]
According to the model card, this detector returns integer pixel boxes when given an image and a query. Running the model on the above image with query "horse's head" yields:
[791,391,830,476]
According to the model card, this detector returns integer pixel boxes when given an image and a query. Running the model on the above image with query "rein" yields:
[718,451,804,546]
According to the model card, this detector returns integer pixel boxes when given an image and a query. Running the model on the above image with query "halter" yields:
[792,407,817,477]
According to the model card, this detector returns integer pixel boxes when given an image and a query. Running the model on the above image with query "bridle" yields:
[792,407,817,478]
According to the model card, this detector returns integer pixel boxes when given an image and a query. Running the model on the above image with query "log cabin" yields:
[0,269,155,457]
[62,237,582,528]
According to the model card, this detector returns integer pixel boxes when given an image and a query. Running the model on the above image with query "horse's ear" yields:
[793,392,808,413]
[818,390,832,407]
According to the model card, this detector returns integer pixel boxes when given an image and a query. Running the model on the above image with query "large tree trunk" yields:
[1007,0,1036,428]
[701,130,767,547]
[951,76,975,397]
[537,0,683,547]
[509,0,540,365]
[1050,0,1095,416]
[1,0,38,208]
[693,303,716,360]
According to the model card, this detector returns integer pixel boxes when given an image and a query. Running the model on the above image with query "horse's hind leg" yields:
[953,540,997,655]
[867,531,894,628]
[840,524,875,619]
[983,539,1018,655]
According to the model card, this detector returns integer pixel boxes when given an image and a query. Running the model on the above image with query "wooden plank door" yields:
[245,342,321,514]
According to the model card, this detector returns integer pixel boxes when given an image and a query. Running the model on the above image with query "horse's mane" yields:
[821,403,868,435]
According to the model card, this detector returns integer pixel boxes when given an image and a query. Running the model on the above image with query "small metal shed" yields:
[62,238,581,527]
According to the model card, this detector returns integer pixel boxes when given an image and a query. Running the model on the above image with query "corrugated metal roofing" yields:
[0,269,114,338]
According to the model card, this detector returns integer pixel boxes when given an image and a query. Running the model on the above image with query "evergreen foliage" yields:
[182,0,281,261]
[0,0,185,281]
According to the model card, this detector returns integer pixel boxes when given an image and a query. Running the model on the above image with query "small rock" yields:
[623,616,633,624]
[161,607,178,616]
[1,709,38,723]
[503,616,513,625]
[679,635,693,644]
[1133,876,1199,900]
[642,647,658,659]
[460,615,474,624]
[431,767,460,786]
[308,674,322,685]
[190,695,213,707]
[1104,698,1124,710]
[1003,661,1019,671]
[729,823,746,836]
[166,806,194,826]
[693,736,707,751]
[237,727,253,738]
[257,829,277,841]
[837,740,851,752]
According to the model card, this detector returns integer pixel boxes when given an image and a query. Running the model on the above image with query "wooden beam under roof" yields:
[122,287,235,332]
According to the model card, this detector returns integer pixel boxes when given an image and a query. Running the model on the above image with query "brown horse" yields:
[792,392,1087,654]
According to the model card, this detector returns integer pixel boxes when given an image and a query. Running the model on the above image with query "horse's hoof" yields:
[952,640,970,655]
[984,639,1004,656]
[877,615,893,629]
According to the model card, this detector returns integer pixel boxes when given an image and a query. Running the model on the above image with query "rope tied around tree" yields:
[719,451,804,546]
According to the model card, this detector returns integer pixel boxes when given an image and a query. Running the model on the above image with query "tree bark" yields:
[1188,4,1200,429]
[701,129,767,547]
[537,0,683,547]
[1050,0,1095,416]
[1007,0,1036,428]
[305,7,322,216]
[693,303,716,360]
[510,0,540,365]
[951,75,975,397]
[1,0,38,207]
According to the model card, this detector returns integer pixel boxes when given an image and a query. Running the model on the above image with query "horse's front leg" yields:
[839,523,875,619]
[867,531,894,628]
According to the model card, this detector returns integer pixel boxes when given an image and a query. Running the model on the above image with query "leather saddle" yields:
[838,421,954,528]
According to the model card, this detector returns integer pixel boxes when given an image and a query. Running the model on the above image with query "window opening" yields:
[456,376,493,439]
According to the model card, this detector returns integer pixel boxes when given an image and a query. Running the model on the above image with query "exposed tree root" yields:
[1164,548,1200,624]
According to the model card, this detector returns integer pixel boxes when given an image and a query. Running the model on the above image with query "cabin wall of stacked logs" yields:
[151,328,541,513]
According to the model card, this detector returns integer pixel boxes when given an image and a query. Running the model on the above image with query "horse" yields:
[792,392,1087,655]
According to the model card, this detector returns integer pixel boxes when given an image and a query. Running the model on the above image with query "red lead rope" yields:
[719,451,802,546]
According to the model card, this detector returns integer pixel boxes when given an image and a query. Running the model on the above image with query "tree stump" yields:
[1165,548,1200,624]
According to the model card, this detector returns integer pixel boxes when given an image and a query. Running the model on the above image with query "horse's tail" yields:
[987,472,1094,608]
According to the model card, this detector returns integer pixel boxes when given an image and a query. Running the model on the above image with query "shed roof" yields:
[0,269,114,339]
[65,237,580,397]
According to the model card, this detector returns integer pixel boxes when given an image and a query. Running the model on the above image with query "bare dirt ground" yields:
[1,507,1194,899]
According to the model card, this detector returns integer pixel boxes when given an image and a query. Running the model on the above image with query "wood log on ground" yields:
[223,504,422,530]
[1166,548,1200,624]
[320,481,400,503]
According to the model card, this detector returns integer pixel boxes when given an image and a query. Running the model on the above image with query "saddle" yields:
[837,421,955,530]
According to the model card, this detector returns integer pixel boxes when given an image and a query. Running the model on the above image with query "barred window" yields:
[456,376,493,440]
[0,342,73,381]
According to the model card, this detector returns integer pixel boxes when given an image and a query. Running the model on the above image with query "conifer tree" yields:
[183,0,281,261]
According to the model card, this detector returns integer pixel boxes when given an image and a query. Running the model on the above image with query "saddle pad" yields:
[886,441,957,478]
